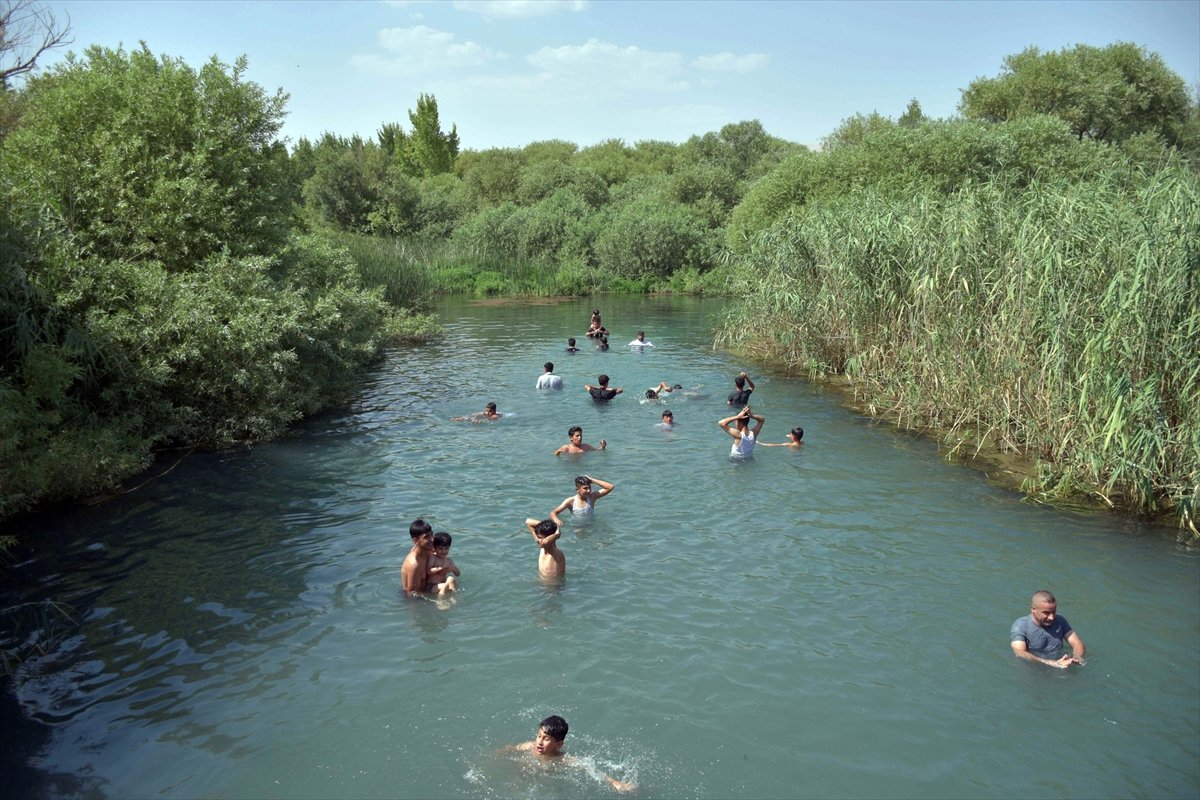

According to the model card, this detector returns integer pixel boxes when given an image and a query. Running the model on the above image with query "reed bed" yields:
[719,167,1200,536]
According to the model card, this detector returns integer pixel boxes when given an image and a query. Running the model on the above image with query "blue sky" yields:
[39,0,1200,151]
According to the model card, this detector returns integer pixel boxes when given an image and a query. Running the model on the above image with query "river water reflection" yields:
[2,295,1198,799]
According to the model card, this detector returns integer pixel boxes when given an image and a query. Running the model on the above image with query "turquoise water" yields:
[2,296,1198,799]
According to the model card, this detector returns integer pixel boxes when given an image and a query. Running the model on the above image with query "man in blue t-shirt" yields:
[1010,590,1086,668]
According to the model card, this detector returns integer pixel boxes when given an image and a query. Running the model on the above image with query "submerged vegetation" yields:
[0,19,1196,537]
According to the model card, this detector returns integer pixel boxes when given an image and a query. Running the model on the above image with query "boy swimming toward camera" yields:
[503,715,635,793]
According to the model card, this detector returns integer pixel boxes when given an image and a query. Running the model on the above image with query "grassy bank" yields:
[717,167,1200,539]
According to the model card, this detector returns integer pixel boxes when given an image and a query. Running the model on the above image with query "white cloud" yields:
[350,25,504,74]
[691,52,769,74]
[526,39,688,92]
[453,0,588,18]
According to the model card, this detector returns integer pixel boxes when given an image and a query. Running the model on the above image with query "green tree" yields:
[3,44,290,269]
[960,43,1191,143]
[456,147,523,207]
[403,92,459,177]
[898,98,925,128]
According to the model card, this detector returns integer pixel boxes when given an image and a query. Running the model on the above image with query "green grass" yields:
[718,166,1200,538]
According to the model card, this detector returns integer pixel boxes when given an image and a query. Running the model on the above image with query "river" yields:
[2,295,1197,799]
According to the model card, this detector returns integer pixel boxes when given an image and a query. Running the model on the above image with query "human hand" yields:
[1049,655,1074,669]
[608,777,637,793]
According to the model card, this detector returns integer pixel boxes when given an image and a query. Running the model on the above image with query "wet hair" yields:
[673,384,682,390]
[535,519,559,539]
[662,409,673,419]
[600,336,608,344]
[574,476,592,489]
[790,427,804,441]
[539,715,569,742]
[433,531,452,548]
[568,425,583,437]
[409,518,433,540]
[592,309,600,316]
[645,389,658,399]
[597,374,609,386]
[485,402,497,412]
[568,338,576,346]
[636,331,645,337]
[544,362,554,372]
[1032,590,1056,606]
[734,375,746,389]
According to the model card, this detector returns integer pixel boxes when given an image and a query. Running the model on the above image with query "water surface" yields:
[3,296,1198,799]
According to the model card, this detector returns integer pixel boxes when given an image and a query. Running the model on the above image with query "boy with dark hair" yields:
[427,532,460,595]
[536,362,563,390]
[584,374,623,402]
[524,518,565,580]
[566,337,580,353]
[726,371,755,406]
[553,425,606,455]
[401,518,434,595]
[504,715,635,792]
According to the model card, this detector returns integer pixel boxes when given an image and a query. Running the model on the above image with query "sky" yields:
[32,0,1200,152]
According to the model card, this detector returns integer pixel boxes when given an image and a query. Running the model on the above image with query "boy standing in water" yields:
[524,519,565,580]
[426,532,460,595]
[401,518,435,595]
[504,715,636,792]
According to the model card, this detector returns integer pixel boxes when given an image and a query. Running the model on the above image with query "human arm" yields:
[717,412,743,438]
[1065,630,1085,662]
[741,372,755,391]
[586,476,615,501]
[442,557,461,577]
[746,407,765,436]
[537,530,561,549]
[549,499,571,526]
[553,443,570,456]
[1010,640,1076,669]
[613,387,624,395]
[400,558,426,595]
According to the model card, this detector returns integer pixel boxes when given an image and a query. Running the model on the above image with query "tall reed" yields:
[719,167,1200,536]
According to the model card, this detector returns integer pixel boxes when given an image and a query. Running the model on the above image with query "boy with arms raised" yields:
[524,518,565,580]
[504,715,635,793]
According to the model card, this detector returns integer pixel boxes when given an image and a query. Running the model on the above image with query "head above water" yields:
[662,409,673,422]
[409,518,433,541]
[539,714,568,743]
[1030,590,1058,627]
[433,531,452,549]
[568,338,576,346]
[574,476,592,489]
[597,374,610,386]
[534,519,559,540]
[789,427,804,441]
[734,375,747,389]
[544,362,554,372]
[485,402,498,414]
[568,425,583,439]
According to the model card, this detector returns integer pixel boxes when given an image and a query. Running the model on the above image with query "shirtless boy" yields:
[401,518,435,595]
[524,518,565,580]
[426,531,460,595]
[553,425,607,455]
[503,715,635,792]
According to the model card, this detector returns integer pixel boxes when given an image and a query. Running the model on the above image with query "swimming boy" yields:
[426,531,460,595]
[760,427,804,447]
[504,715,635,792]
[566,337,580,353]
[644,381,682,400]
[553,425,607,455]
[524,519,565,580]
[452,402,502,422]
[401,518,435,595]
[584,374,623,402]
[660,409,675,428]
[550,475,615,525]
[536,362,563,390]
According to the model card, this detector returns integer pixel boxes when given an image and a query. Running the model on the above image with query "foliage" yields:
[594,198,712,278]
[960,43,1191,144]
[402,92,459,177]
[4,45,291,271]
[719,167,1200,534]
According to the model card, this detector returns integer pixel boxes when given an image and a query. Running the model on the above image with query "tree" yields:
[404,92,459,177]
[3,45,291,269]
[898,98,925,128]
[960,43,1191,143]
[0,0,71,87]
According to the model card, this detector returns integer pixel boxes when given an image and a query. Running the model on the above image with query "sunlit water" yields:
[2,296,1198,799]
